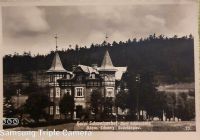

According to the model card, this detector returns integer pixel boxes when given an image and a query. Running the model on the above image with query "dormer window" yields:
[91,73,95,79]
[66,74,70,80]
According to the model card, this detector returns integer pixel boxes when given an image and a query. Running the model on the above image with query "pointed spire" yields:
[47,52,67,72]
[47,35,67,72]
[101,50,114,68]
[105,33,108,43]
[55,34,58,50]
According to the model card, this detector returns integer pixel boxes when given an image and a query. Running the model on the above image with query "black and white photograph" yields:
[2,0,198,132]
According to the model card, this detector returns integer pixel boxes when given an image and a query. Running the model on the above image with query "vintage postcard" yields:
[0,0,199,139]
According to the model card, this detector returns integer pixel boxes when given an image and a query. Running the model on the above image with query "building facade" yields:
[47,50,127,120]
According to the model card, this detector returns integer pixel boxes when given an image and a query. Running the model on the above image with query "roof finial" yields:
[105,33,108,44]
[55,34,58,51]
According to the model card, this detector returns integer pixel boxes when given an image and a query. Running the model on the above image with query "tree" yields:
[126,72,157,120]
[150,92,167,120]
[24,71,33,82]
[139,72,157,119]
[59,94,74,120]
[25,93,50,122]
[115,90,128,112]
[175,93,186,120]
[4,35,194,83]
[165,93,176,121]
[102,97,114,120]
[90,89,103,120]
[126,72,138,120]
[175,92,195,121]
[3,97,17,118]
[185,97,195,120]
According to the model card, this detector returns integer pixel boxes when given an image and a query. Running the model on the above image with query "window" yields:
[106,87,114,97]
[50,106,54,115]
[117,87,121,93]
[108,76,114,81]
[56,106,60,115]
[77,76,82,81]
[105,75,108,81]
[50,88,54,97]
[54,76,57,82]
[49,75,54,82]
[55,75,61,83]
[56,87,60,97]
[94,82,98,86]
[91,73,95,79]
[66,74,70,79]
[75,87,84,97]
[88,82,92,86]
[64,89,71,95]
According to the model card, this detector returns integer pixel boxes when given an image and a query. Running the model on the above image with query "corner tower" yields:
[99,50,117,98]
[46,36,68,119]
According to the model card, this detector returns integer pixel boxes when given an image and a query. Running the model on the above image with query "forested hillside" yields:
[3,34,194,83]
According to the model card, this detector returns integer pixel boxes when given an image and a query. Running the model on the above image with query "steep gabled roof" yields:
[47,52,68,73]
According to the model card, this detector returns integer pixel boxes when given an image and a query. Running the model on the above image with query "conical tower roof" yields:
[101,50,114,68]
[47,52,67,73]
[99,50,116,71]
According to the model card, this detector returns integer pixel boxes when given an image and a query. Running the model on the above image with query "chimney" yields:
[92,64,98,69]
[72,65,77,71]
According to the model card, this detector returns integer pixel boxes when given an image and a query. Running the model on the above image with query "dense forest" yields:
[3,34,194,84]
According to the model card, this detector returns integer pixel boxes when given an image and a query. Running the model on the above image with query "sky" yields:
[1,1,198,55]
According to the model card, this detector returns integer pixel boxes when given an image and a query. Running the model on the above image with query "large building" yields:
[47,50,127,120]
